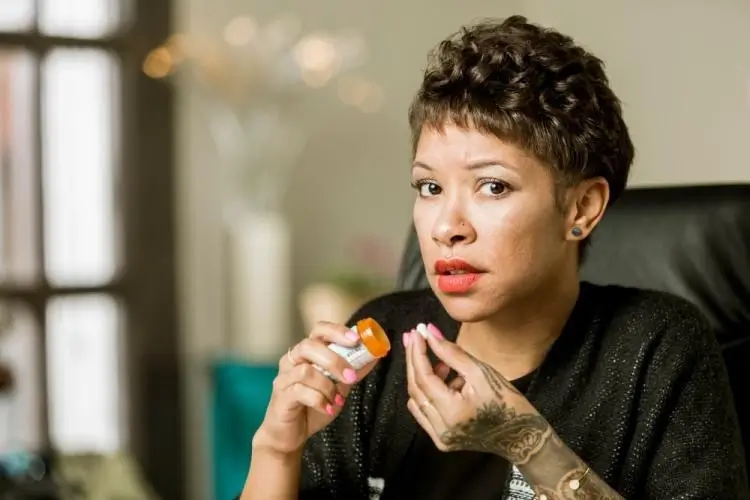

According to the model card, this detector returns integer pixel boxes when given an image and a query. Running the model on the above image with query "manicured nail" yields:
[342,368,357,383]
[345,330,359,341]
[335,394,345,406]
[325,404,335,415]
[427,323,444,340]
[402,332,411,347]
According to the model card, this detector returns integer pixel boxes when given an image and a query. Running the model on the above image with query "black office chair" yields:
[395,184,750,473]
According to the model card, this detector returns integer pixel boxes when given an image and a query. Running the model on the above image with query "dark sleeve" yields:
[637,302,749,499]
[298,298,393,500]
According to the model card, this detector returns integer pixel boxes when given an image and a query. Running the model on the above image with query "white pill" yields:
[416,323,430,339]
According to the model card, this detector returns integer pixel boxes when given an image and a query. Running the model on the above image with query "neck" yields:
[457,272,580,381]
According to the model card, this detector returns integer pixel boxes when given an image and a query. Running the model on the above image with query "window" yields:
[0,1,181,497]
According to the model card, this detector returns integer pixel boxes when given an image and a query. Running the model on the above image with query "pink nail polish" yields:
[345,330,359,341]
[427,323,444,340]
[335,394,345,406]
[402,332,411,347]
[325,404,335,415]
[342,368,357,383]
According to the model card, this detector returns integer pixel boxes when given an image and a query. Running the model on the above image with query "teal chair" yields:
[211,359,277,500]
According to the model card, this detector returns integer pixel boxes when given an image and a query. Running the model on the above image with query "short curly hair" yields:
[409,15,634,208]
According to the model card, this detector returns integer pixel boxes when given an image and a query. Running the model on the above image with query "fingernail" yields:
[427,323,444,339]
[342,368,357,383]
[325,404,336,416]
[345,330,359,342]
[335,394,345,406]
[402,332,411,347]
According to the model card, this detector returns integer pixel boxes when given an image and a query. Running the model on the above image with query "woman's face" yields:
[412,124,579,323]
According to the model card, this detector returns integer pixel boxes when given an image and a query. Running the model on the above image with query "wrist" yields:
[252,425,305,459]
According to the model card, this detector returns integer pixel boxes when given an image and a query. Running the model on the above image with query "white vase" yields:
[226,210,292,362]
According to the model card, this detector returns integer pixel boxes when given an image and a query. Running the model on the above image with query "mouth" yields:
[433,259,485,294]
[434,259,483,275]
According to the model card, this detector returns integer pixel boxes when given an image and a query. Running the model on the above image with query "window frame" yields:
[0,0,182,497]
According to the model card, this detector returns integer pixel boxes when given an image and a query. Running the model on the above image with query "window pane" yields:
[47,294,126,453]
[42,49,120,286]
[0,301,42,453]
[0,0,35,32]
[0,51,39,285]
[38,0,125,38]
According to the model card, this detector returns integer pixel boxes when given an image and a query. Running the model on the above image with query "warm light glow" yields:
[293,34,339,74]
[337,75,385,113]
[142,47,173,79]
[224,16,257,46]
[301,66,335,88]
[165,33,191,63]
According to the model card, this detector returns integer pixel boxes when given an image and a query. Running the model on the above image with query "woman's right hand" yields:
[253,321,380,456]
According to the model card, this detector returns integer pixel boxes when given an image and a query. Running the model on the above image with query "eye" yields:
[479,180,508,197]
[412,180,442,198]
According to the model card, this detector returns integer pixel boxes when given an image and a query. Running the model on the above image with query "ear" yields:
[565,177,609,241]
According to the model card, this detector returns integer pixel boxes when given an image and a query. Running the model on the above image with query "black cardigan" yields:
[297,282,749,499]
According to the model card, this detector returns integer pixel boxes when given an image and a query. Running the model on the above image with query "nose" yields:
[431,202,476,249]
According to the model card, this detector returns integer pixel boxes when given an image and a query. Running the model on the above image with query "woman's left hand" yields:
[404,323,552,465]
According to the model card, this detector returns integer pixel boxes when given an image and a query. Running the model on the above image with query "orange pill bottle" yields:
[328,317,391,370]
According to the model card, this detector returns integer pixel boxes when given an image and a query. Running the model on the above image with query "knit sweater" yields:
[297,282,749,499]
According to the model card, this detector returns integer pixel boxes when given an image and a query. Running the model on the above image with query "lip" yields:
[434,259,484,294]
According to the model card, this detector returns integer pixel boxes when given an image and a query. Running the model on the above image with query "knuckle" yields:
[311,391,327,407]
[272,377,282,392]
[297,363,314,379]
[407,381,417,397]
[310,321,332,337]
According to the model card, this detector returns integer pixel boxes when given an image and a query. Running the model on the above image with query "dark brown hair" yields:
[409,15,635,208]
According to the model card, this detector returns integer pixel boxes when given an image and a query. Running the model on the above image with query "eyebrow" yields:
[411,159,519,172]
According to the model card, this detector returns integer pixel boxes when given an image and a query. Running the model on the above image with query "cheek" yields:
[413,201,435,246]
[477,202,563,263]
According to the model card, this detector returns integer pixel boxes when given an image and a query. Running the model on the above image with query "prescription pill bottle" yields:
[328,317,391,370]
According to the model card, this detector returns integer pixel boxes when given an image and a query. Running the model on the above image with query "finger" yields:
[424,323,478,379]
[288,381,341,417]
[407,331,450,433]
[448,375,466,392]
[435,362,451,381]
[411,327,458,411]
[285,338,359,384]
[309,320,361,347]
[405,330,424,402]
[274,363,345,406]
[407,398,448,452]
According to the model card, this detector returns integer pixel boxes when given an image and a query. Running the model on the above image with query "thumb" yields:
[423,323,476,376]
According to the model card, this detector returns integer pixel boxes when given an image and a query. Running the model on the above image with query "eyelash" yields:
[410,178,511,198]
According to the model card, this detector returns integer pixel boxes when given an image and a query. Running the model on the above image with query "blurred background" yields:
[0,0,747,498]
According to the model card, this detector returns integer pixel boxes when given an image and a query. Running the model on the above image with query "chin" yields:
[430,284,501,323]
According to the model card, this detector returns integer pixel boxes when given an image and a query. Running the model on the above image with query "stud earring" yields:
[571,227,583,237]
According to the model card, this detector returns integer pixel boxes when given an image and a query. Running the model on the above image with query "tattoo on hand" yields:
[440,400,551,463]
[439,355,551,463]
[438,355,623,499]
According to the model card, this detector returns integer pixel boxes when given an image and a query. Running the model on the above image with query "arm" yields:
[239,300,391,500]
[241,446,303,500]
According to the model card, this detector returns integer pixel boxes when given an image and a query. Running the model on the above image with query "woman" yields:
[241,16,748,499]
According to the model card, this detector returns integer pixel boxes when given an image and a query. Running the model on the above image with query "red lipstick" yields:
[434,259,484,293]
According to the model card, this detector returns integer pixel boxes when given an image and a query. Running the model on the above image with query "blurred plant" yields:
[142,14,384,214]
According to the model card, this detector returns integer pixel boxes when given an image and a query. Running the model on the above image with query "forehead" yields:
[414,123,537,172]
